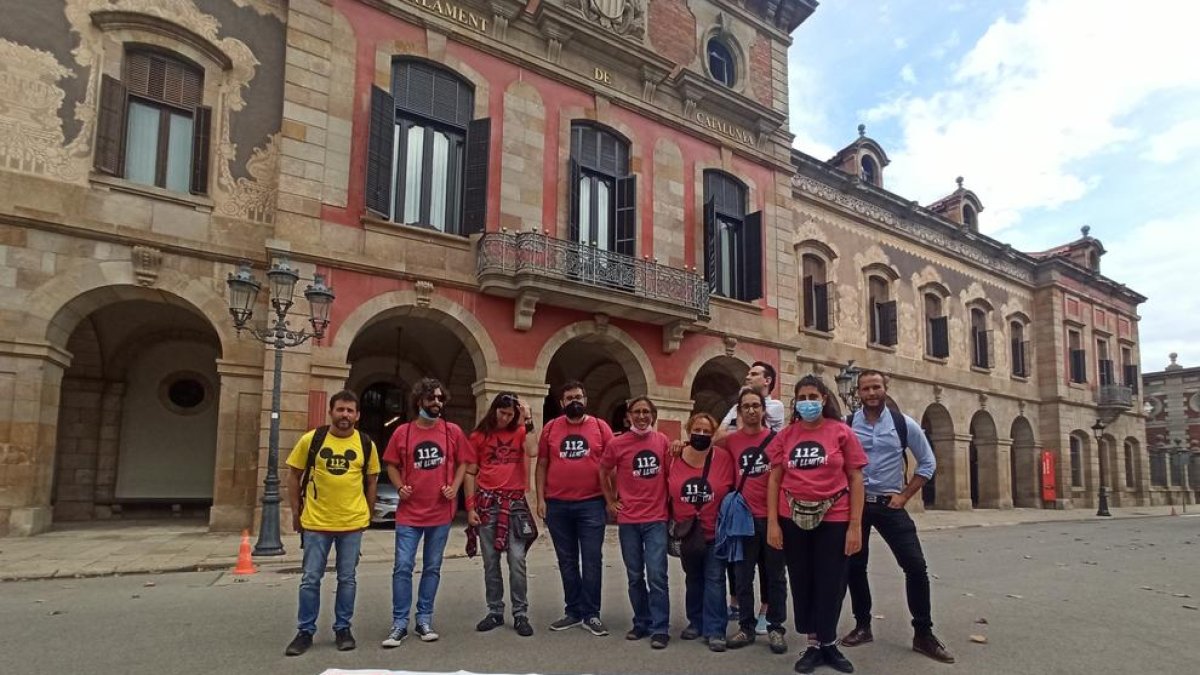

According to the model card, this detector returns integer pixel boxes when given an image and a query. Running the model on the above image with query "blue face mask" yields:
[418,407,440,420]
[795,400,823,422]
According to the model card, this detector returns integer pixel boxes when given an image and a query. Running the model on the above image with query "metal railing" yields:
[477,231,710,315]
[1096,384,1134,408]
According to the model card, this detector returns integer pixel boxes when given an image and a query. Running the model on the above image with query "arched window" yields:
[1123,441,1137,488]
[925,293,948,358]
[707,38,736,87]
[365,60,490,236]
[860,155,879,186]
[970,306,991,368]
[963,204,978,230]
[1010,320,1028,377]
[1069,436,1083,488]
[703,171,761,302]
[802,254,830,331]
[867,274,896,346]
[94,49,211,194]
[570,123,634,254]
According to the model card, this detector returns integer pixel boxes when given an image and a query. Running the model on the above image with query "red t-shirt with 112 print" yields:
[724,427,774,518]
[383,419,473,526]
[537,415,613,501]
[601,430,670,524]
[667,447,736,541]
[766,420,867,523]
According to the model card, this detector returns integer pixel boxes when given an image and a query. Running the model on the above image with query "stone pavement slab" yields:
[0,505,1182,581]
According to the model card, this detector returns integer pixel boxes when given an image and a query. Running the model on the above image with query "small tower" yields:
[828,124,890,187]
[926,176,985,232]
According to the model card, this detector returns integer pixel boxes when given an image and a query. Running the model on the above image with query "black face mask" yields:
[564,401,586,419]
[689,433,712,451]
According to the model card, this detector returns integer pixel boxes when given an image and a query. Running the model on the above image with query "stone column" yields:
[92,381,125,519]
[0,341,70,536]
[976,438,1013,509]
[934,433,975,511]
[653,395,695,443]
[209,359,265,532]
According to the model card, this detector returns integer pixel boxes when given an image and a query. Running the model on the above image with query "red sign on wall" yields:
[1041,450,1057,505]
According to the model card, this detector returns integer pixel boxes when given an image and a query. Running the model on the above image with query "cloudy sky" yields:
[786,0,1199,370]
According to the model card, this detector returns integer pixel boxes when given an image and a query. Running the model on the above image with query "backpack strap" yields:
[300,425,330,505]
[735,430,776,495]
[358,429,375,496]
[889,408,909,450]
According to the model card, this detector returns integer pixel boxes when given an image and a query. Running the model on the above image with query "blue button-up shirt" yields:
[850,409,936,496]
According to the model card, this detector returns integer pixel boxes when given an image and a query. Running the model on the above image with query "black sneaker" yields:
[334,628,356,651]
[820,644,855,673]
[476,614,504,632]
[708,636,727,652]
[380,626,407,648]
[680,625,700,640]
[794,646,824,674]
[415,623,439,642]
[626,627,650,641]
[285,631,312,656]
[549,615,582,631]
[583,617,609,636]
[727,629,755,649]
[650,633,670,649]
[514,615,534,637]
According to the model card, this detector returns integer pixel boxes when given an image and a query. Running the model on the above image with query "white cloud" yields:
[899,64,917,85]
[894,36,909,50]
[1142,119,1200,164]
[865,0,1200,235]
[787,60,839,160]
[929,29,960,60]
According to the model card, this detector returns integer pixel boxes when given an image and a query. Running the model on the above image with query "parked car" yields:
[372,481,399,524]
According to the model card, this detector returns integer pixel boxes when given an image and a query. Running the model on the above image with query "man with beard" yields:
[284,390,381,656]
[839,370,955,664]
[536,380,614,637]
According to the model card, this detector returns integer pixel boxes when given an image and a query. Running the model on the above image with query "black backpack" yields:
[299,425,376,505]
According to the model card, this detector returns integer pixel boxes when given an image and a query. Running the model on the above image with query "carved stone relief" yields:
[567,0,646,40]
[0,39,82,180]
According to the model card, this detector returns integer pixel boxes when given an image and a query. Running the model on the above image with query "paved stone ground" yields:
[0,505,1183,581]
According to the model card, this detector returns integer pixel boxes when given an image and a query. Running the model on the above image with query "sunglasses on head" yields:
[499,394,519,406]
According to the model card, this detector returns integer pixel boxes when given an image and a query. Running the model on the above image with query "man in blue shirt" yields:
[839,370,955,664]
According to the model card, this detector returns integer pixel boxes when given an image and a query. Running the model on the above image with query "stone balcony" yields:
[1096,384,1134,412]
[476,231,709,347]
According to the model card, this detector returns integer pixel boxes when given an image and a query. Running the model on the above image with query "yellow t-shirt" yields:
[286,428,381,532]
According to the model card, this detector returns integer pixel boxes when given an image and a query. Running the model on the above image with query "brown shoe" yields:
[840,625,873,647]
[913,632,956,663]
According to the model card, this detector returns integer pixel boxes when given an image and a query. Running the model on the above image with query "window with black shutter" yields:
[1123,363,1139,393]
[1098,359,1115,386]
[703,171,761,302]
[868,275,896,346]
[1069,349,1087,383]
[93,49,209,194]
[970,308,991,368]
[802,254,830,331]
[366,60,487,235]
[570,123,633,254]
[924,293,948,358]
[1010,320,1028,376]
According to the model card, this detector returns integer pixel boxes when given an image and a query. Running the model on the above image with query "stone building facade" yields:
[0,0,1148,536]
[1143,354,1199,504]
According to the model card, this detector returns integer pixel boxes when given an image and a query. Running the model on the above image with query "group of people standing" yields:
[282,364,955,674]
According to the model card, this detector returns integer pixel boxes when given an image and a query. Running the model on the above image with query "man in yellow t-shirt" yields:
[282,390,381,657]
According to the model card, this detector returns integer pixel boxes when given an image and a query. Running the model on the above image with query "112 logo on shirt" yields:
[789,441,827,470]
[413,441,445,470]
[560,434,590,460]
[631,450,661,478]
[681,477,713,505]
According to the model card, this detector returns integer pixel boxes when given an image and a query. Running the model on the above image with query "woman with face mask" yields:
[765,375,866,674]
[599,396,672,649]
[667,413,736,651]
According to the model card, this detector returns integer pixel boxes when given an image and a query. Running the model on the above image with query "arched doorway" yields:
[920,403,955,509]
[52,298,222,522]
[541,330,649,432]
[1010,416,1038,507]
[689,356,748,421]
[969,411,999,508]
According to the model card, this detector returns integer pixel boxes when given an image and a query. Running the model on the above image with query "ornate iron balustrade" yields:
[477,231,709,315]
[1097,384,1134,409]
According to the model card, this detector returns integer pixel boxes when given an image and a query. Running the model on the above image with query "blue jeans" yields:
[618,522,670,635]
[545,497,606,620]
[680,542,728,639]
[297,530,363,634]
[391,524,451,629]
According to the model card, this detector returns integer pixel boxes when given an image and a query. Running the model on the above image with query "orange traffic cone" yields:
[233,529,257,575]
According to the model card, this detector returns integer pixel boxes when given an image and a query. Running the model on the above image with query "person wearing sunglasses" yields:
[381,378,472,648]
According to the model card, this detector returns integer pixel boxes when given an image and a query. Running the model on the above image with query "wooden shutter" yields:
[982,330,993,368]
[814,282,830,332]
[461,117,490,235]
[1099,359,1115,385]
[704,198,719,294]
[879,300,898,346]
[190,105,211,194]
[568,159,581,242]
[614,174,636,256]
[1011,337,1024,375]
[365,86,395,218]
[1070,349,1087,383]
[1123,364,1139,392]
[741,210,763,301]
[95,75,126,175]
[802,275,815,327]
[931,316,949,358]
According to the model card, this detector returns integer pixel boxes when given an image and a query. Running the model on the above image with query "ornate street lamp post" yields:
[1091,419,1111,517]
[227,258,335,556]
[835,360,861,414]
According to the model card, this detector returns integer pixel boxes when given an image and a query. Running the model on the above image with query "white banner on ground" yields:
[319,671,566,675]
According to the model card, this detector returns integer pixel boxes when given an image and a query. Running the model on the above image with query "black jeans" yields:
[846,500,933,631]
[781,518,848,644]
[734,518,787,633]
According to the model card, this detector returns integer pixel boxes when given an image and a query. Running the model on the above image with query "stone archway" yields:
[536,321,653,431]
[920,403,955,510]
[969,410,1001,508]
[689,356,749,421]
[1010,416,1039,508]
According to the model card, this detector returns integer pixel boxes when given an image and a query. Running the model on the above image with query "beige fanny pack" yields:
[786,488,848,530]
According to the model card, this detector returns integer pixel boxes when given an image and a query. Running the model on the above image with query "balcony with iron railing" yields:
[1096,383,1134,410]
[476,230,710,329]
